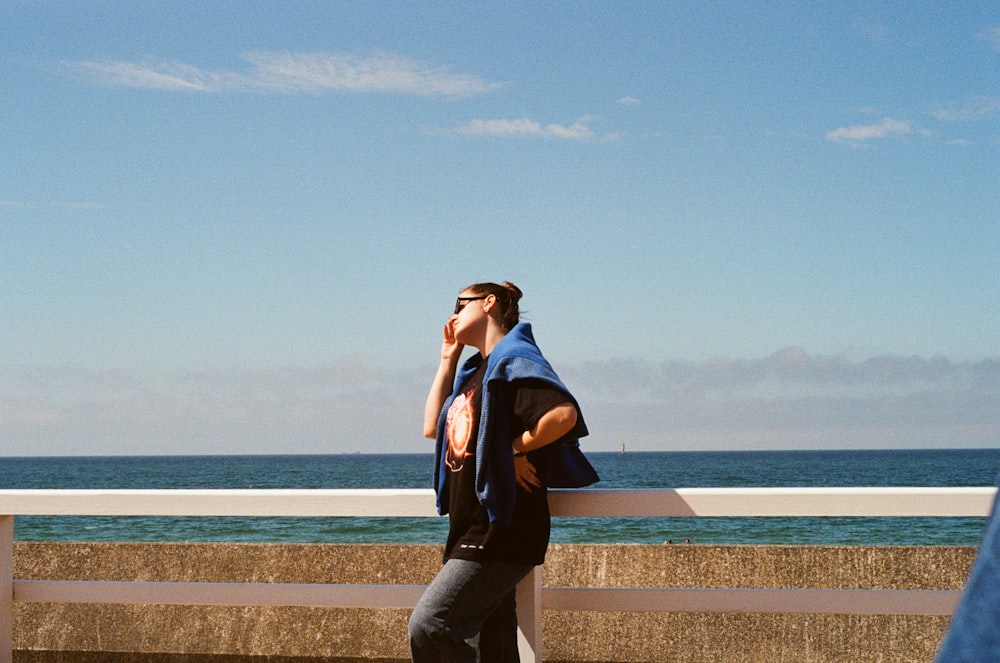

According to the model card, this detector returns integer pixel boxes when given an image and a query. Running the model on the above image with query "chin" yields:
[452,328,477,349]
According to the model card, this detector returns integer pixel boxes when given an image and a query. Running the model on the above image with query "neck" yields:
[480,326,507,358]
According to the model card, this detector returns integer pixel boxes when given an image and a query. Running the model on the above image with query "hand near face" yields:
[441,318,464,363]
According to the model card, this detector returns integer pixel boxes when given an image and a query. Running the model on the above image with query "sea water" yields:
[1,449,997,545]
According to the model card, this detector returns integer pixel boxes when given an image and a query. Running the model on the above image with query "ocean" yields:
[2,449,998,546]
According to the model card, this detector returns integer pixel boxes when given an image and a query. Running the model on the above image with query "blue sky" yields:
[2,1,998,456]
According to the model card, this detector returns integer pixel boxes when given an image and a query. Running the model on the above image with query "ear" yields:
[483,293,497,314]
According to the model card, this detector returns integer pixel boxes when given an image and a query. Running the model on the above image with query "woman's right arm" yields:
[423,319,464,439]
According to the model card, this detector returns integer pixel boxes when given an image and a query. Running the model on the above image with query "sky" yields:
[2,1,998,456]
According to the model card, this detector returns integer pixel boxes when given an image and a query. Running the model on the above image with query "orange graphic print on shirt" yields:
[445,384,479,473]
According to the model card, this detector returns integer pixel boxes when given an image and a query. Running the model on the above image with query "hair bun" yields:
[501,281,523,302]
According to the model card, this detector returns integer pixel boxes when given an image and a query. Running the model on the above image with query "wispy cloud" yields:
[825,98,999,147]
[617,96,640,106]
[63,51,502,97]
[453,117,596,140]
[242,51,501,96]
[825,117,911,144]
[930,96,1000,122]
[63,59,226,91]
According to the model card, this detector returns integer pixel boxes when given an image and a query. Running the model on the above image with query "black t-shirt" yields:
[441,366,572,565]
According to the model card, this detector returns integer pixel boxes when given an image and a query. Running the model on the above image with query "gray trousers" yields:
[409,558,535,663]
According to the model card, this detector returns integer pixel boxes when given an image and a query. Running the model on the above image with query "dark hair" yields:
[464,281,523,331]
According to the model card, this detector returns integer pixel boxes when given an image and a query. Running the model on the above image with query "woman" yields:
[409,281,596,663]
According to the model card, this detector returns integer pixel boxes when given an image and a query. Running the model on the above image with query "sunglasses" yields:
[454,296,487,315]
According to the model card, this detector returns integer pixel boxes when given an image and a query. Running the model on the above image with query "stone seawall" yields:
[12,542,975,663]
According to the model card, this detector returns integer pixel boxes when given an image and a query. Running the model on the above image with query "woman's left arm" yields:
[511,402,578,455]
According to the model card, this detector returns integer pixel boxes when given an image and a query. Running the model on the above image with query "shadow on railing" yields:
[1,486,995,663]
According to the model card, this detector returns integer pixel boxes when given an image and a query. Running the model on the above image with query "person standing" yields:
[409,281,597,662]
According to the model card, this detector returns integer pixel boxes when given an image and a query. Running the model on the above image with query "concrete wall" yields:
[12,542,976,663]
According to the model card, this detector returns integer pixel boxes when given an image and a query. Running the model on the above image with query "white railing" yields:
[0,486,995,663]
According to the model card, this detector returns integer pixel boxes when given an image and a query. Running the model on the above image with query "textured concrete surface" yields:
[543,543,975,589]
[11,542,977,662]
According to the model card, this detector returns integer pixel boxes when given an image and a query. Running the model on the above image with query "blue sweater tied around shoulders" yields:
[433,322,593,526]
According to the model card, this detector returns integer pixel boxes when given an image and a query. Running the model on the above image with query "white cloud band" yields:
[3,350,998,454]
[826,117,912,144]
[63,51,502,97]
[454,118,595,140]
